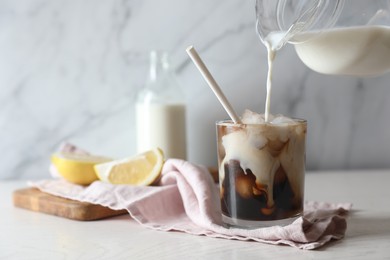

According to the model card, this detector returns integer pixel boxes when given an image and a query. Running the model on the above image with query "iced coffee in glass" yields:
[217,110,306,228]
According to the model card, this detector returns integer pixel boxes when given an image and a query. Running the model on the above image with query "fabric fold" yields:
[30,158,351,250]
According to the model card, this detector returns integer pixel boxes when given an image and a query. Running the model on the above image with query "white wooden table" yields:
[1,170,390,259]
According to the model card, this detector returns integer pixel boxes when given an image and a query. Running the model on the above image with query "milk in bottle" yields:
[136,51,187,160]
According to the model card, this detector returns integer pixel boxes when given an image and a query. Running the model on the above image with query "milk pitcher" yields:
[255,0,390,76]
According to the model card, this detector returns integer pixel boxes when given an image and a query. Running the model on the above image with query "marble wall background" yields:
[1,0,390,180]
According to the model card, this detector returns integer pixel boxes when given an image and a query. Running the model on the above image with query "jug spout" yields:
[255,0,343,50]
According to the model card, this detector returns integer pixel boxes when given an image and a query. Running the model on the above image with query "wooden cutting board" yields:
[12,167,219,221]
[13,188,127,221]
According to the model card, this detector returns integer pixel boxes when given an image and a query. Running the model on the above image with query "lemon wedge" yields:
[51,153,112,185]
[94,148,164,186]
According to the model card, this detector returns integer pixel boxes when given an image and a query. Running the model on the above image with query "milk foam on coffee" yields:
[219,110,306,214]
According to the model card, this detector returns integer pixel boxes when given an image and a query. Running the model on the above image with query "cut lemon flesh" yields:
[51,153,112,185]
[94,148,164,186]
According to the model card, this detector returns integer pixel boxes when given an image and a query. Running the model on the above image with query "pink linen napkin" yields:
[30,156,351,250]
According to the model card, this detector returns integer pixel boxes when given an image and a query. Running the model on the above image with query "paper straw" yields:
[186,46,241,124]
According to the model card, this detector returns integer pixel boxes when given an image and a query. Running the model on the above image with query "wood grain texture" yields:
[13,188,127,221]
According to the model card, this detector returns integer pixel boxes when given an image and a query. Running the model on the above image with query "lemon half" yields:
[51,153,112,185]
[94,148,164,186]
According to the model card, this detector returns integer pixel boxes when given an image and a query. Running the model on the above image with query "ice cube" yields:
[241,109,265,124]
[271,114,296,125]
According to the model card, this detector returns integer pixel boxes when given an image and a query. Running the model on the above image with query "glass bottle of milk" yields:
[135,51,187,160]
